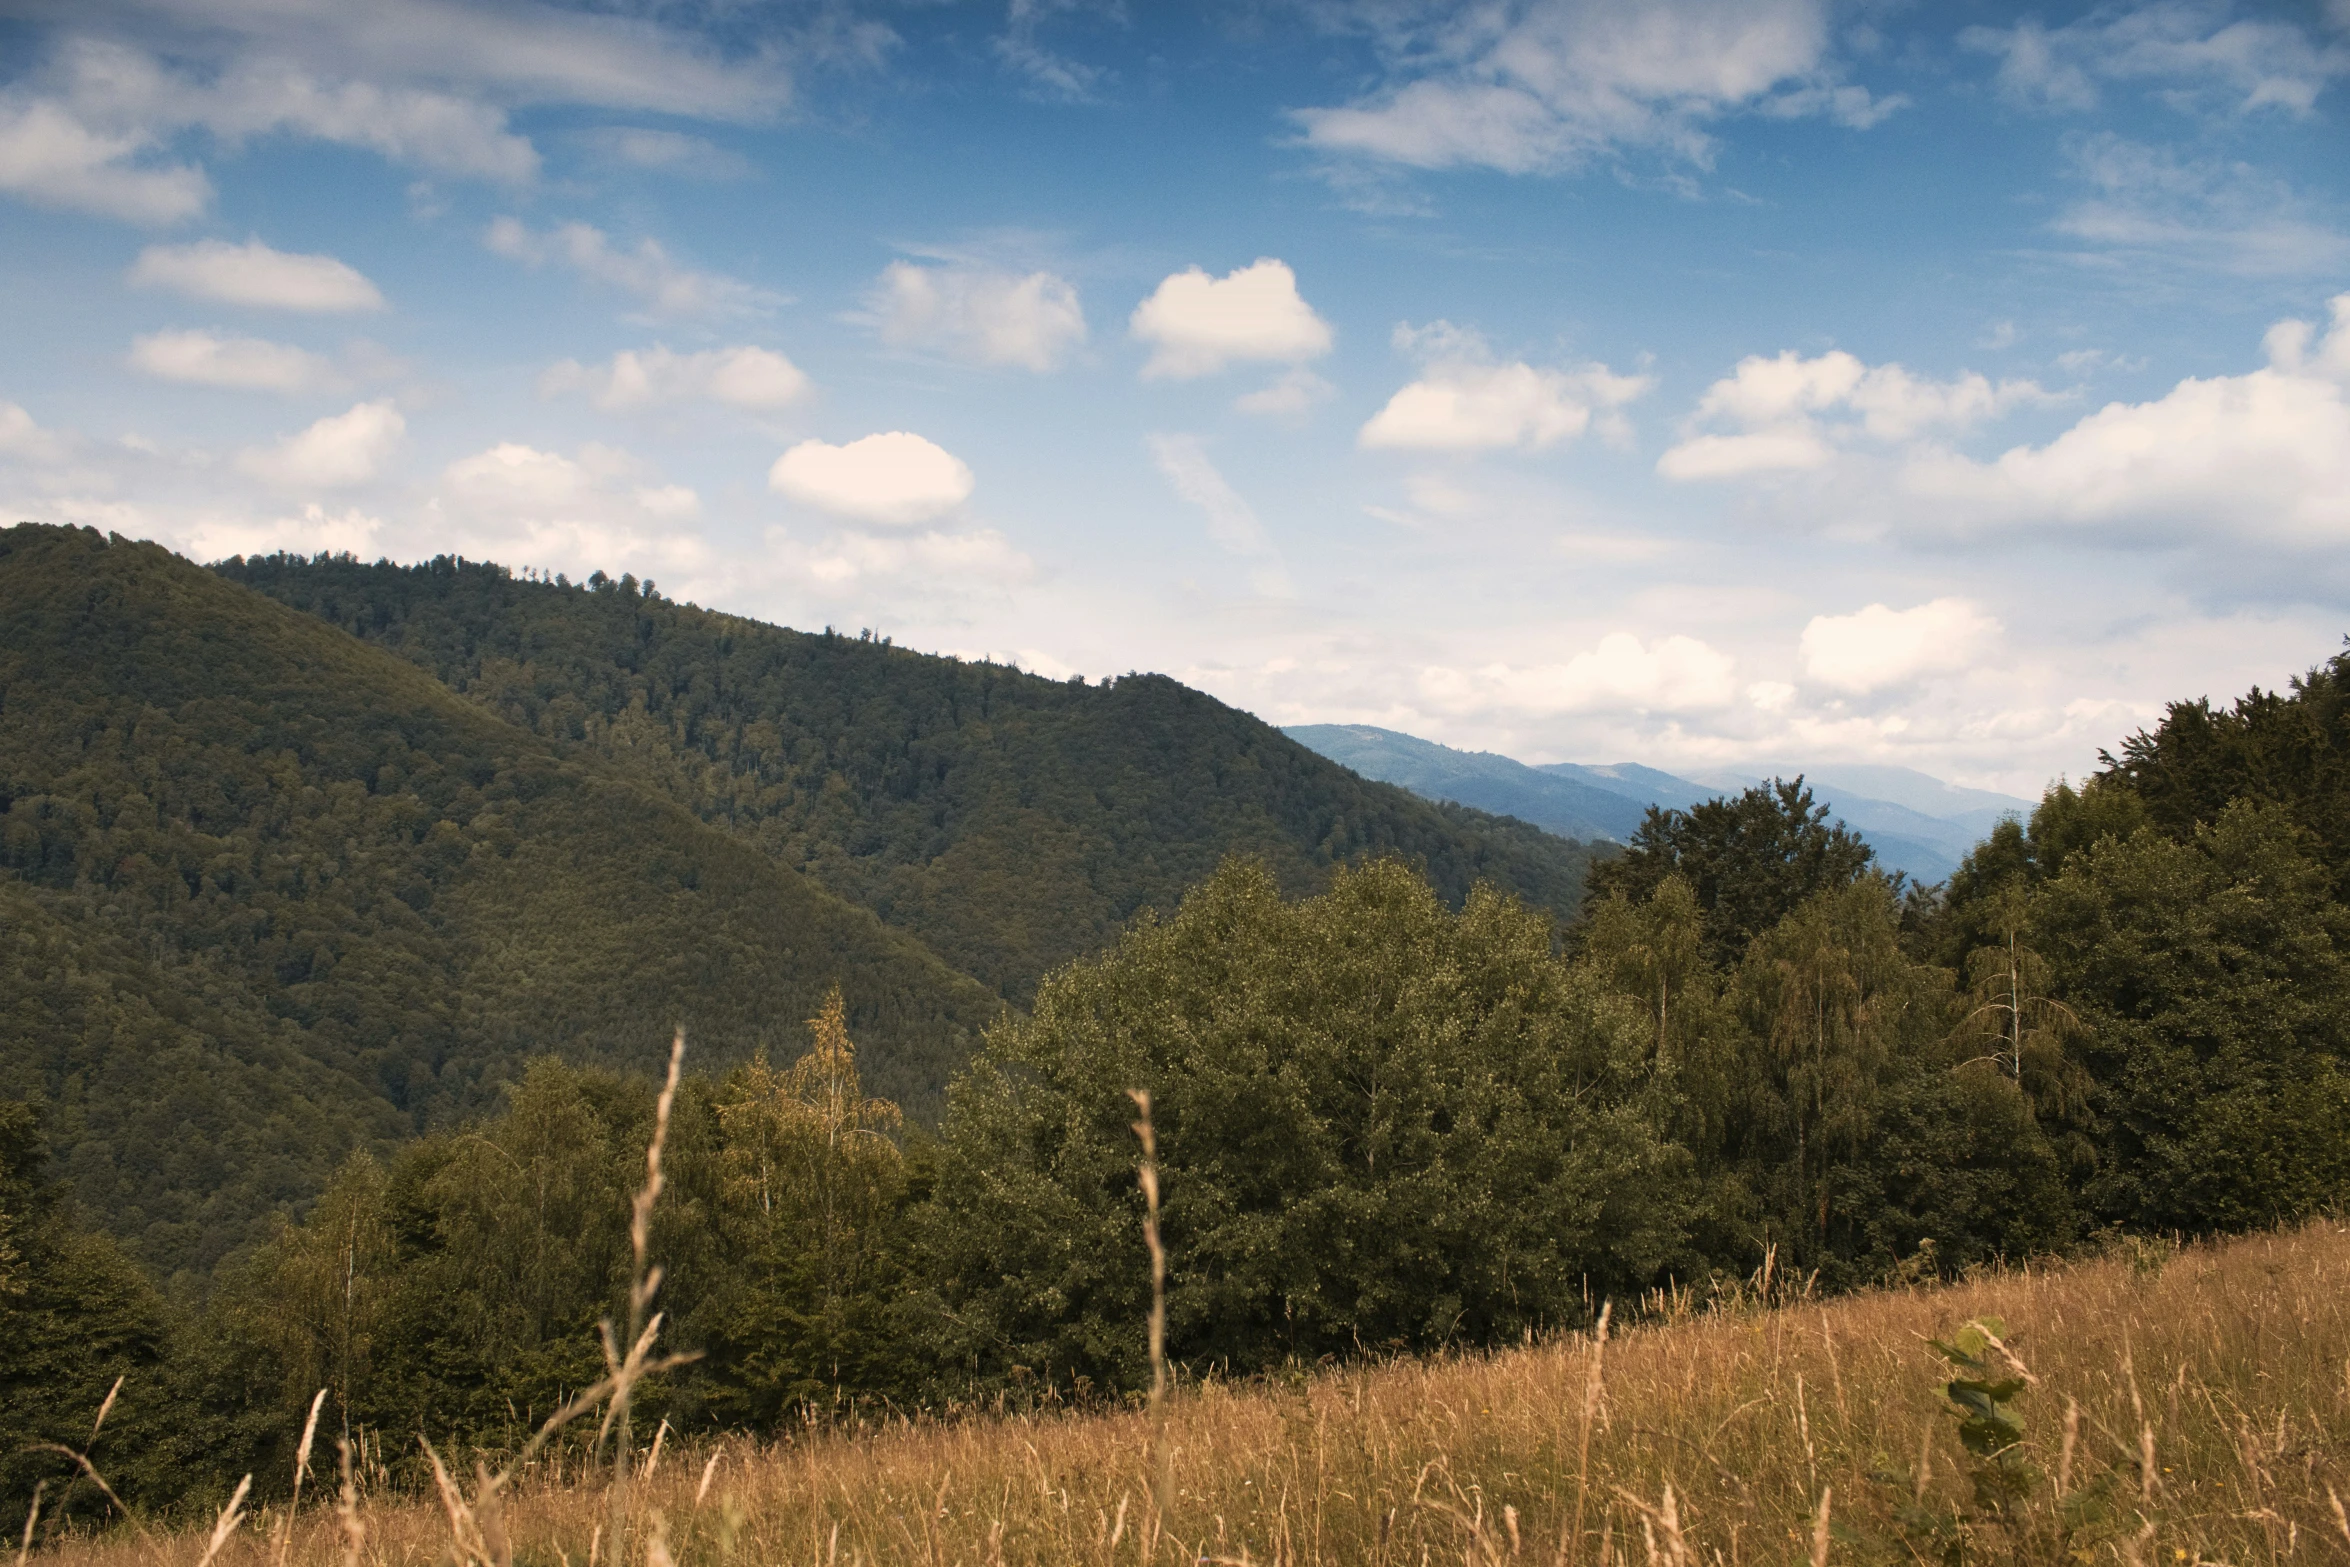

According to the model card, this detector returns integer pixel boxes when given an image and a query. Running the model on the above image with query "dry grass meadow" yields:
[33,1220,2350,1567]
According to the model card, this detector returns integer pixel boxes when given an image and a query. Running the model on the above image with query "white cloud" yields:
[1291,0,1901,176]
[1360,323,1651,451]
[1236,368,1336,418]
[539,345,812,412]
[1129,259,1332,380]
[1422,632,1738,716]
[237,400,405,489]
[0,402,70,465]
[433,441,714,580]
[184,502,385,563]
[1147,433,1292,597]
[1963,6,2349,117]
[129,239,385,312]
[129,329,335,392]
[577,127,754,181]
[994,0,1110,102]
[0,0,812,225]
[486,217,780,320]
[769,432,975,527]
[1899,294,2350,549]
[1799,599,2001,694]
[870,261,1087,371]
[2050,132,2350,277]
[1659,349,2051,479]
[0,95,211,223]
[786,527,1035,592]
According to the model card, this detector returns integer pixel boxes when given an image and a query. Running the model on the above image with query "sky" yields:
[2,0,2347,797]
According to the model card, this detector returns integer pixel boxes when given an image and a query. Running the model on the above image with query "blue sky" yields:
[3,0,2346,795]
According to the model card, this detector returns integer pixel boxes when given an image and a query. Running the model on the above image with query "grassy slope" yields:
[218,554,1608,1004]
[54,1223,2350,1566]
[0,526,1001,1276]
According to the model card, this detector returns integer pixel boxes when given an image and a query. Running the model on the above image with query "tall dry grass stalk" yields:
[1127,1089,1172,1548]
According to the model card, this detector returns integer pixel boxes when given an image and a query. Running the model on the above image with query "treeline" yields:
[14,647,2349,1526]
[215,550,1604,1003]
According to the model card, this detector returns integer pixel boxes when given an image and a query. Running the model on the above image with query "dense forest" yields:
[216,550,1602,1004]
[5,521,2347,1531]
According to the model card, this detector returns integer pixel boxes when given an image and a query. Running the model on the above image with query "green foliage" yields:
[1930,646,2350,1241]
[2102,643,2350,874]
[0,1100,176,1529]
[2034,803,2350,1231]
[214,550,1605,1005]
[1584,778,1877,966]
[921,859,1697,1393]
[0,524,999,1274]
[203,996,935,1459]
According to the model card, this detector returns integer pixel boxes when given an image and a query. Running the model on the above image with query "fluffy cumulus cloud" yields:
[1962,5,2349,116]
[769,433,975,527]
[433,442,713,580]
[871,261,1087,371]
[487,218,779,320]
[1659,349,2050,479]
[183,504,387,564]
[1899,294,2350,550]
[1291,0,1901,177]
[1422,632,1738,716]
[1799,599,2001,695]
[129,239,385,312]
[237,400,405,489]
[1360,322,1651,451]
[539,345,811,412]
[1129,259,1332,379]
[129,328,336,392]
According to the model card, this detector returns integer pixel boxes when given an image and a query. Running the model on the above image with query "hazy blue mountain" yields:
[1281,726,1649,842]
[1287,725,2035,885]
[1538,762,1716,812]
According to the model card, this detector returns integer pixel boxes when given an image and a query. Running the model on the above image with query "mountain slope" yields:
[219,554,1606,1002]
[0,525,1003,1277]
[1283,725,1650,842]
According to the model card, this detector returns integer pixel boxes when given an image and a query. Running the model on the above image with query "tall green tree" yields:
[2033,802,2350,1232]
[0,1101,175,1529]
[700,989,918,1422]
[1584,779,1877,966]
[920,858,1696,1393]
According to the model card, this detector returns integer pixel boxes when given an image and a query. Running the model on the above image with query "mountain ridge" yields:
[1286,723,2032,883]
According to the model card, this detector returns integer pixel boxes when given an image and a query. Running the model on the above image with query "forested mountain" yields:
[219,554,1606,1004]
[0,525,1003,1279]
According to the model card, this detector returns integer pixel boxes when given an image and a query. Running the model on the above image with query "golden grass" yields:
[39,1221,2350,1567]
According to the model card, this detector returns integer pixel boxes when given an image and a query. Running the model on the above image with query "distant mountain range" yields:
[1283,725,2034,884]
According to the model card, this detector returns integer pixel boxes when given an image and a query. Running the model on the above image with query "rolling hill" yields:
[219,552,1605,1003]
[0,525,1002,1278]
